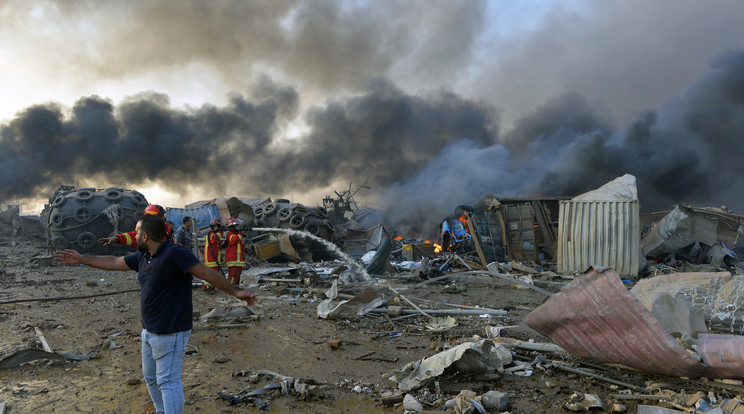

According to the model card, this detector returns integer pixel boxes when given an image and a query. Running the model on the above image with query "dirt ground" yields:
[1,236,742,413]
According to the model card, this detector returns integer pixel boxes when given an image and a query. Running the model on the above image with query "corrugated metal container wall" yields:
[557,200,641,277]
[166,205,221,230]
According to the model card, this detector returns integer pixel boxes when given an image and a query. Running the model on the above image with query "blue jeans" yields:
[141,329,191,414]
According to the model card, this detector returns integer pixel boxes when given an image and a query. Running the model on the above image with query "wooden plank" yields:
[466,213,488,268]
[34,326,53,353]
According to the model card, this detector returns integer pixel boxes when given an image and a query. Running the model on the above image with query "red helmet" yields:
[144,204,165,217]
[210,219,221,226]
[227,218,242,228]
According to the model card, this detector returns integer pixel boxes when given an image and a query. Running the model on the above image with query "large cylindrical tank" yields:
[46,187,149,255]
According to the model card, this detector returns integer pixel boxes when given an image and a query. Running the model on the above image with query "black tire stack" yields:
[252,199,335,241]
[46,187,149,254]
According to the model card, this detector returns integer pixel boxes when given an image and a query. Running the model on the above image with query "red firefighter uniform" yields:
[107,204,172,247]
[203,229,223,270]
[225,228,245,286]
[114,226,173,246]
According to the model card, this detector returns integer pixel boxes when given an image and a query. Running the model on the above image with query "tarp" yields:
[525,266,744,379]
[571,174,638,201]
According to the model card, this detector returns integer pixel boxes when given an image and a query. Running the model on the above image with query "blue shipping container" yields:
[166,205,221,230]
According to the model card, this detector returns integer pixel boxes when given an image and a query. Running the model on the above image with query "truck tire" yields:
[304,222,321,236]
[52,236,69,250]
[105,188,123,202]
[263,203,277,216]
[77,232,97,249]
[278,208,293,222]
[74,189,94,202]
[50,212,66,228]
[289,214,306,229]
[74,206,93,223]
[52,195,66,207]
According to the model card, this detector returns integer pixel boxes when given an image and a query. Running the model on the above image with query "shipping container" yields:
[557,200,641,277]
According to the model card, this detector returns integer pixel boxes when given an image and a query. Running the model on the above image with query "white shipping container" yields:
[557,200,641,277]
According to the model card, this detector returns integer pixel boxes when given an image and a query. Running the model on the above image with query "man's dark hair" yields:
[140,215,166,241]
[182,216,192,225]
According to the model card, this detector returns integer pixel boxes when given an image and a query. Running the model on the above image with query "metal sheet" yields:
[165,205,221,229]
[557,200,641,277]
[525,267,744,379]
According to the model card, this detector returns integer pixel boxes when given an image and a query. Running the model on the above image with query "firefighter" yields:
[202,219,224,292]
[98,204,172,246]
[224,218,246,286]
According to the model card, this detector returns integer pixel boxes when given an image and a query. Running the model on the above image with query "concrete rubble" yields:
[2,177,744,412]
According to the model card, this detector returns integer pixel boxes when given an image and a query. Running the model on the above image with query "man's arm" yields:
[55,249,130,271]
[188,262,257,306]
[173,230,184,246]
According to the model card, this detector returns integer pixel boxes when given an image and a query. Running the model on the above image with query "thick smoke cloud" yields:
[0,76,499,212]
[0,77,299,200]
[3,50,744,239]
[255,79,498,193]
[385,49,744,237]
[3,1,744,239]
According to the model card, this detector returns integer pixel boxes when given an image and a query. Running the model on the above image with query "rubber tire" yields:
[278,208,293,222]
[74,206,93,223]
[316,206,327,217]
[51,236,69,250]
[50,212,66,228]
[324,221,335,233]
[304,222,321,236]
[263,203,277,216]
[74,189,94,202]
[104,188,123,202]
[289,214,306,229]
[276,199,291,204]
[52,196,66,207]
[77,232,97,249]
[253,206,264,219]
[132,195,147,206]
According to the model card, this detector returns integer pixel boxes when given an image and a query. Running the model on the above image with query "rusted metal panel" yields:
[557,200,641,277]
[525,267,744,379]
[697,334,744,378]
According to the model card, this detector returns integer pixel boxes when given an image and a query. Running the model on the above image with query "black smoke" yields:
[382,49,744,237]
[3,50,744,239]
[0,76,299,201]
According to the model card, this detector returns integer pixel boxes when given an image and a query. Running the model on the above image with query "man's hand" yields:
[98,236,117,246]
[54,250,129,271]
[235,290,258,307]
[55,249,83,265]
[188,263,258,306]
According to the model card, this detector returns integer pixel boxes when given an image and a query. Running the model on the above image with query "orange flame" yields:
[434,243,442,254]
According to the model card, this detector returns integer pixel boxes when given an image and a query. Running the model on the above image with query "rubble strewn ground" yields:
[1,235,743,414]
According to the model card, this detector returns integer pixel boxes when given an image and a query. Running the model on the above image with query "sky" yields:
[1,0,744,237]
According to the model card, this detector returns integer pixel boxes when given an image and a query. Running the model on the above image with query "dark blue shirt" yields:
[124,241,201,334]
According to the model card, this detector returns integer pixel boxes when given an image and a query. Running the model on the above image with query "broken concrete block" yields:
[641,292,708,340]
[481,390,509,411]
[403,393,423,412]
